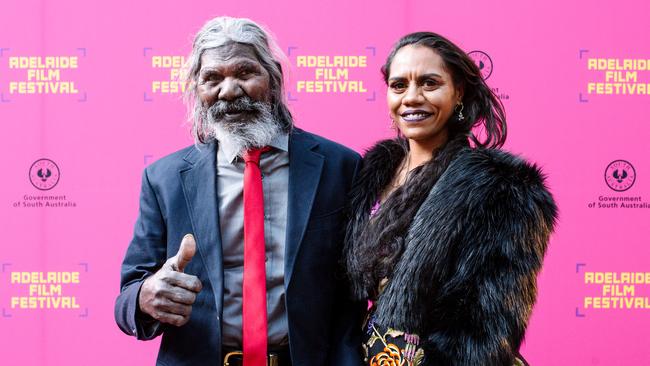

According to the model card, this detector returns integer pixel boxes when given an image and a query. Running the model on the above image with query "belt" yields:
[222,347,291,366]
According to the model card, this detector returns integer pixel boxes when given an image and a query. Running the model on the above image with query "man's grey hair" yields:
[183,16,293,144]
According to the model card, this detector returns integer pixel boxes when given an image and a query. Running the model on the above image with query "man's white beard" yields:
[202,98,282,157]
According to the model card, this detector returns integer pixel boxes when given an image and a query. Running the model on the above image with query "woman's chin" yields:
[399,128,434,141]
[399,129,450,149]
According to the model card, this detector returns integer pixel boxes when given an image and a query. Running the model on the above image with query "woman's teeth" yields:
[402,113,431,121]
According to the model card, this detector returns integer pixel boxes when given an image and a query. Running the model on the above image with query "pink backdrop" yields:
[1,0,649,364]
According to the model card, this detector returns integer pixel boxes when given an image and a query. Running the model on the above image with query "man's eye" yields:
[238,68,257,78]
[202,76,221,85]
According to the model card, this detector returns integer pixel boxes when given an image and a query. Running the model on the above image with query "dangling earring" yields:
[455,102,465,121]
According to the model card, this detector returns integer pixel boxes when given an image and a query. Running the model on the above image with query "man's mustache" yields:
[205,97,265,120]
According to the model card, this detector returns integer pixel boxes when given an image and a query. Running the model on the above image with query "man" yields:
[114,17,363,366]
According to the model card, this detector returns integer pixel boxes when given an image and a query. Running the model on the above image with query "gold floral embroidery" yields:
[365,324,422,366]
[370,343,402,366]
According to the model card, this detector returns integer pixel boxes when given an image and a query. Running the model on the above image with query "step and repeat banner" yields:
[1,0,649,365]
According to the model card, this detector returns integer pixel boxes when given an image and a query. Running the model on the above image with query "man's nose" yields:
[218,78,244,101]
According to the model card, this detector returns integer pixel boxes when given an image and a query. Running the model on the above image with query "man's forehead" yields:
[200,43,260,67]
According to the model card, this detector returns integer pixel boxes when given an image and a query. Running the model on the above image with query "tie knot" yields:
[243,146,271,164]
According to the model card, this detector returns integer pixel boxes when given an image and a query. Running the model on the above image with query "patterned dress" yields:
[362,304,425,366]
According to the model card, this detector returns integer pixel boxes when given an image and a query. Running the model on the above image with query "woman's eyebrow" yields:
[388,73,443,82]
[419,73,442,79]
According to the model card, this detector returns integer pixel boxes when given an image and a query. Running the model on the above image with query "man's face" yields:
[196,43,271,122]
[195,42,281,152]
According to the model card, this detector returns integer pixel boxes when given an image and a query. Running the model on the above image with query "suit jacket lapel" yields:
[285,130,324,287]
[180,142,224,316]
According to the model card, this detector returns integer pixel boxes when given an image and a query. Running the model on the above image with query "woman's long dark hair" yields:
[345,32,508,300]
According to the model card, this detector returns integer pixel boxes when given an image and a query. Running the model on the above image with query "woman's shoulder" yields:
[361,138,406,164]
[448,147,551,190]
[353,138,407,194]
[426,147,558,233]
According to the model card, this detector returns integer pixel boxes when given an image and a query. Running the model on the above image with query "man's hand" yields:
[138,234,203,327]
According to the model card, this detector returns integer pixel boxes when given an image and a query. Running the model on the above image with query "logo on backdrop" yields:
[5,271,84,312]
[468,50,493,80]
[142,49,188,102]
[287,46,378,101]
[583,54,650,98]
[586,159,648,210]
[0,50,87,101]
[605,160,636,192]
[468,50,509,101]
[1,266,89,317]
[575,264,650,317]
[28,158,60,191]
[10,159,77,209]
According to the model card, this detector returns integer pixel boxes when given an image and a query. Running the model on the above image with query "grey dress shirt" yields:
[217,134,290,348]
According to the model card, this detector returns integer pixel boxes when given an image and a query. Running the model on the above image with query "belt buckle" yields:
[223,351,279,366]
[268,353,279,366]
[223,351,243,366]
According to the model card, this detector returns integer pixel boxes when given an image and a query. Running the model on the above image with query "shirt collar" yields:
[219,133,289,164]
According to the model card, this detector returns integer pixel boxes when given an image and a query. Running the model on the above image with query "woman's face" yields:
[387,45,461,148]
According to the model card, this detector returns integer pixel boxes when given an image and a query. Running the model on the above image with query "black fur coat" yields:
[345,139,558,366]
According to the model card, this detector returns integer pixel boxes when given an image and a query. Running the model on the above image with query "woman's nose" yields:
[402,83,423,105]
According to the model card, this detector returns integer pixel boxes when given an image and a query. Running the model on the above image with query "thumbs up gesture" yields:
[138,234,203,327]
[171,234,198,273]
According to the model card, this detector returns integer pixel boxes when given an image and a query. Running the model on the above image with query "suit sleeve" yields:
[328,154,365,366]
[114,167,167,340]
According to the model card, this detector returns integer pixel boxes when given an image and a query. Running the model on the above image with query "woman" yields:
[344,32,558,366]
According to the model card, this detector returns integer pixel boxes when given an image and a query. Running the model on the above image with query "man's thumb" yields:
[175,234,196,273]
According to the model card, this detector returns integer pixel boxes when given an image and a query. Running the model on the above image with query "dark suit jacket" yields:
[114,129,363,366]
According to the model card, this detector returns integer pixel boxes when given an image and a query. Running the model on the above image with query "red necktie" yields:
[242,147,270,366]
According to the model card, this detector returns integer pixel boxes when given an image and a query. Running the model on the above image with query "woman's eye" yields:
[390,82,406,90]
[423,79,438,88]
